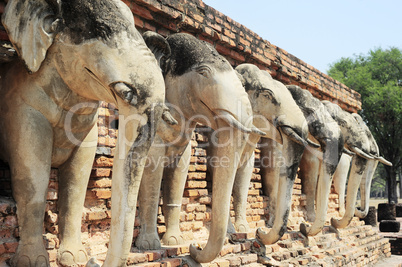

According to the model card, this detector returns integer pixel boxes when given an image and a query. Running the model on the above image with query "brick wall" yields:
[0,0,365,265]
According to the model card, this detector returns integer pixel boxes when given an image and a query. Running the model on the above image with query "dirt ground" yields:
[356,198,402,208]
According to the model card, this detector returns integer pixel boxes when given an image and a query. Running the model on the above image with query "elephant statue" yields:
[322,101,392,229]
[285,85,344,237]
[332,153,352,216]
[135,33,265,263]
[233,64,317,244]
[0,0,171,266]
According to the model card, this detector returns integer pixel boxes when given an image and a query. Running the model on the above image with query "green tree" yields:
[328,47,402,204]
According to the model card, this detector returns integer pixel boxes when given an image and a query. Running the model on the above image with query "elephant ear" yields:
[2,0,61,73]
[235,64,261,91]
[142,31,171,73]
[235,71,246,88]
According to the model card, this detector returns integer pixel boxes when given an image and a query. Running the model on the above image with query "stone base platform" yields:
[113,218,391,267]
[0,195,393,267]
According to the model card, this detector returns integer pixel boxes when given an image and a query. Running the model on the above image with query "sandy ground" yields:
[373,254,402,266]
[356,198,402,208]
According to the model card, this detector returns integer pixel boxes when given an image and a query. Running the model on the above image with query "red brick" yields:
[4,242,18,253]
[0,243,6,254]
[86,210,107,221]
[90,189,112,199]
[88,177,112,188]
[160,258,181,267]
[130,2,154,20]
[94,157,114,167]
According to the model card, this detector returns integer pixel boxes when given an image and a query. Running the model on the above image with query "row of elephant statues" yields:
[0,0,392,266]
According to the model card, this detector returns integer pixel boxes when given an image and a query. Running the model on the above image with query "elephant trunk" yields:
[103,102,162,266]
[257,138,304,244]
[331,156,368,228]
[190,126,247,263]
[301,136,343,236]
[355,153,392,218]
[355,160,378,218]
[300,165,334,236]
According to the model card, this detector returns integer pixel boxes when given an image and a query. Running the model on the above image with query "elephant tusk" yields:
[343,147,355,156]
[307,139,320,148]
[215,110,256,135]
[251,126,267,136]
[375,156,393,166]
[349,146,374,160]
[279,126,308,147]
[162,109,178,125]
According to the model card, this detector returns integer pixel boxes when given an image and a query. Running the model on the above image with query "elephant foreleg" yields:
[161,142,191,245]
[8,108,53,267]
[136,137,166,250]
[57,125,98,266]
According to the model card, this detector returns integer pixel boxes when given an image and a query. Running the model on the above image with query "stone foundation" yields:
[0,195,392,266]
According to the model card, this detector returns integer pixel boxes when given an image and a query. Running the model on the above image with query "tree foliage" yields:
[328,47,402,203]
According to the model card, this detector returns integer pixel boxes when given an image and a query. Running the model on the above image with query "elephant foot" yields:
[57,245,88,267]
[161,229,184,246]
[227,220,236,234]
[85,258,100,267]
[11,243,49,267]
[135,231,161,250]
[299,222,311,237]
[331,217,341,228]
[234,219,250,233]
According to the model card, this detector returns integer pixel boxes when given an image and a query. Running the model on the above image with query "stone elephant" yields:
[233,64,318,244]
[322,101,392,229]
[285,85,345,237]
[0,0,171,266]
[135,33,265,263]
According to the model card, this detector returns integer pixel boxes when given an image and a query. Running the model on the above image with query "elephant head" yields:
[236,64,313,146]
[286,86,344,237]
[321,101,385,228]
[2,0,169,266]
[235,64,313,244]
[142,32,264,263]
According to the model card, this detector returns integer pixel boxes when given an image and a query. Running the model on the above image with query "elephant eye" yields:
[195,65,212,78]
[260,89,274,100]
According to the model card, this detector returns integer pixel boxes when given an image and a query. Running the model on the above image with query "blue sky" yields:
[202,0,402,74]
